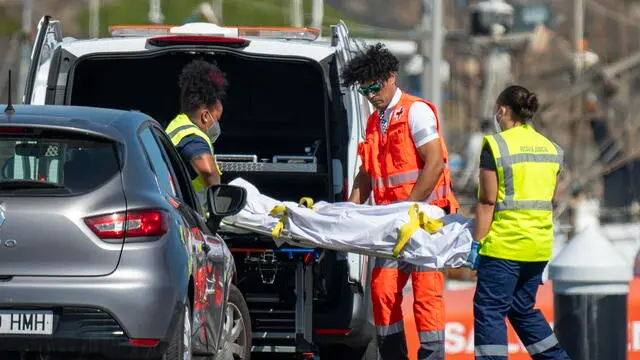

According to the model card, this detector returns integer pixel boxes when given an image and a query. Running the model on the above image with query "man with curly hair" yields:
[165,59,228,207]
[342,43,459,360]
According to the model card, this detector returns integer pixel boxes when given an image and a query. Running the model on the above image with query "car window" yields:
[0,130,119,195]
[139,127,179,198]
[150,127,200,212]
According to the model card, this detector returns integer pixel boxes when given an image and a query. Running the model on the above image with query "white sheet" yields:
[222,178,475,269]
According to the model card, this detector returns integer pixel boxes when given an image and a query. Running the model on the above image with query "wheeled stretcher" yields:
[221,178,475,269]
[220,178,475,358]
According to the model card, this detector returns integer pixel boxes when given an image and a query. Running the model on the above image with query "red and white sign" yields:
[402,278,640,359]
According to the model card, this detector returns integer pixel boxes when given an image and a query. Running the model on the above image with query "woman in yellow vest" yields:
[471,85,570,360]
[165,60,226,205]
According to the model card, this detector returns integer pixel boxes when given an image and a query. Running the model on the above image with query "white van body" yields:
[25,17,377,357]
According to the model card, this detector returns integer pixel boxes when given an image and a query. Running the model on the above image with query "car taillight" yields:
[84,210,169,240]
[147,35,250,48]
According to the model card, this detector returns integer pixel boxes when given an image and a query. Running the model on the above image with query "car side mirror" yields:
[206,184,247,233]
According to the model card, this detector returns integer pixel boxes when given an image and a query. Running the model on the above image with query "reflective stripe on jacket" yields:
[357,92,459,213]
[165,114,221,196]
[479,124,563,262]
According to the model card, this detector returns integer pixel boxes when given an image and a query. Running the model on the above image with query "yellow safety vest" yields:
[165,114,222,198]
[479,124,563,262]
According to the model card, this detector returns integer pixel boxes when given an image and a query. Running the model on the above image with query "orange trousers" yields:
[371,258,445,360]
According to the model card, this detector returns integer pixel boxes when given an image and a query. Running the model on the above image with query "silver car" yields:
[0,105,251,360]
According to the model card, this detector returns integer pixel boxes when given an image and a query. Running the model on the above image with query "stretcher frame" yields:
[220,218,410,359]
[221,220,321,358]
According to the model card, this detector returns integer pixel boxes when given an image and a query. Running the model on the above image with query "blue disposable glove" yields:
[466,241,481,270]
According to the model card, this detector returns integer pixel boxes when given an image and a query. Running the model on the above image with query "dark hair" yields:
[178,59,228,114]
[340,43,399,88]
[496,85,539,121]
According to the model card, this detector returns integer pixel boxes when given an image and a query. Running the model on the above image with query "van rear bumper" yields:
[314,282,374,349]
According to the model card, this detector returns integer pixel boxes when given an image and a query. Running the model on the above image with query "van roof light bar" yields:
[109,24,320,41]
[235,26,320,41]
[109,24,173,37]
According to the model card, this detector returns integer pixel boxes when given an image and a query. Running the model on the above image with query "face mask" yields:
[493,110,502,133]
[207,118,221,143]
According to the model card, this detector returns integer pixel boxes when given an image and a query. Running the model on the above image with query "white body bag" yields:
[221,178,475,270]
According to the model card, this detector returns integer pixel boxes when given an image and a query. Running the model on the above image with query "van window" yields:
[0,132,119,195]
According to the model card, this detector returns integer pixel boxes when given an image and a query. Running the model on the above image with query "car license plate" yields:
[0,310,54,335]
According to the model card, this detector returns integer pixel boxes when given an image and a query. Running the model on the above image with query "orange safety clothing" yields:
[371,259,445,360]
[358,92,459,214]
[360,92,453,360]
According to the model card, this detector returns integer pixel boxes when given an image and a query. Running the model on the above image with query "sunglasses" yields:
[358,82,382,96]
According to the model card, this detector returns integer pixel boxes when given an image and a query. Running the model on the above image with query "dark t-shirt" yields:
[479,144,496,171]
[175,135,211,180]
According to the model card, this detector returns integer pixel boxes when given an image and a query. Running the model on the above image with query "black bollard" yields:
[549,228,633,360]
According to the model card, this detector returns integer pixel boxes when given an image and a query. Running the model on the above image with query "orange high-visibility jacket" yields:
[358,92,459,213]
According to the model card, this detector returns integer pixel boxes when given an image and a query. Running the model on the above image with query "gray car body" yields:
[0,105,236,359]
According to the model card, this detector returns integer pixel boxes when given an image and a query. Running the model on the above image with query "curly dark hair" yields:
[178,59,228,114]
[340,43,399,88]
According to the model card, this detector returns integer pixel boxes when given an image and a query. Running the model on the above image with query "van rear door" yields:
[331,21,370,287]
[23,15,63,105]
